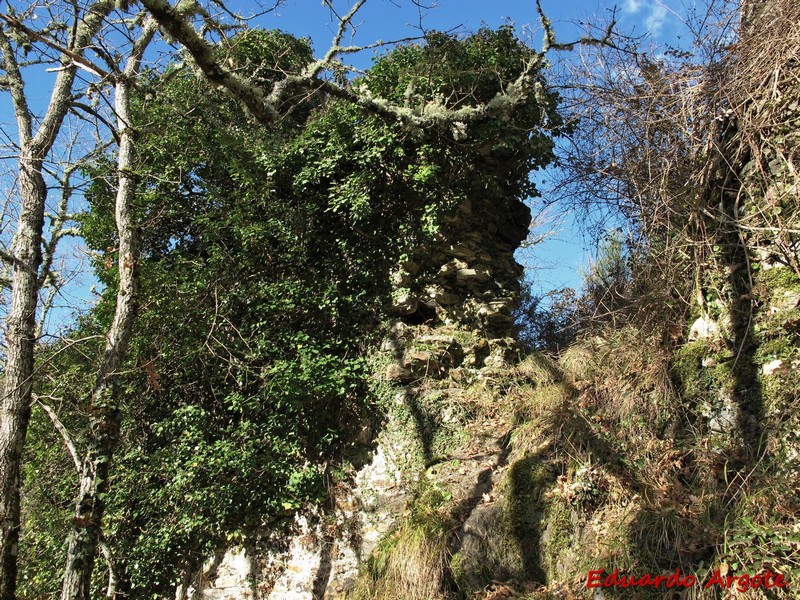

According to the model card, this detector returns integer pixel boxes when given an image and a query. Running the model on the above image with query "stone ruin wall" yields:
[390,192,532,338]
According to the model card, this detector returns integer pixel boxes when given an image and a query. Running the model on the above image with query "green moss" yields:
[759,265,800,293]
[501,455,559,585]
[671,341,735,402]
[391,286,412,302]
[373,381,472,480]
[672,340,707,380]
[757,335,796,361]
[541,497,574,580]
[709,361,736,392]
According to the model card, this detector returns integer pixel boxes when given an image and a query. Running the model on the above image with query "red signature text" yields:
[586,569,695,590]
[586,568,787,593]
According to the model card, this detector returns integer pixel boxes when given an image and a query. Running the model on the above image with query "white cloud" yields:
[645,2,668,36]
[622,0,673,37]
[623,0,642,13]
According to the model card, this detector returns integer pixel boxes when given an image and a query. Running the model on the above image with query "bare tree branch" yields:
[535,0,627,53]
[34,396,81,472]
[0,25,33,145]
[31,0,116,156]
[0,14,112,80]
[140,0,279,124]
[139,0,559,131]
[304,0,366,80]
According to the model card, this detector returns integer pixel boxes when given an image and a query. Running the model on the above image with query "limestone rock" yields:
[407,349,435,362]
[406,350,443,377]
[762,359,786,376]
[447,244,477,261]
[386,363,413,382]
[704,390,740,434]
[390,291,418,316]
[189,547,255,600]
[426,285,461,306]
[390,321,410,337]
[390,268,411,287]
[385,175,531,335]
[190,437,408,600]
[381,337,403,354]
[771,290,800,312]
[419,335,459,346]
[689,316,721,340]
[400,259,420,276]
[482,339,518,369]
[456,267,491,284]
[439,259,468,277]
[463,338,490,368]
[448,367,470,383]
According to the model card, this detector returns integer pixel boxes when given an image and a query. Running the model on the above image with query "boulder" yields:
[386,363,413,383]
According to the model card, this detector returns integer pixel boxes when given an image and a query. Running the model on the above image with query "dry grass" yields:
[513,353,562,387]
[351,508,451,600]
[559,326,675,426]
[508,2,800,595]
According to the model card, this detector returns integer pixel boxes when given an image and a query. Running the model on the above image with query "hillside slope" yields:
[187,2,800,598]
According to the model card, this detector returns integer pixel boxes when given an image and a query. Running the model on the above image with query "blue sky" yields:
[262,0,685,51]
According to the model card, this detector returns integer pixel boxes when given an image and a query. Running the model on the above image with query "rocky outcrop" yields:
[180,440,407,599]
[390,194,531,337]
[187,319,524,599]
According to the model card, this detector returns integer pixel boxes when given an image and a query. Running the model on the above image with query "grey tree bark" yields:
[60,17,156,599]
[0,3,114,597]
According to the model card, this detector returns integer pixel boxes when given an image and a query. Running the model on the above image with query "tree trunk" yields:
[61,69,143,600]
[0,5,115,596]
[0,158,47,600]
